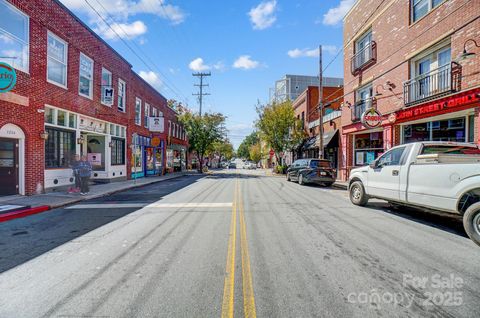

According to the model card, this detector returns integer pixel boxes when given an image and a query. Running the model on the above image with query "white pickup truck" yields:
[348,142,480,247]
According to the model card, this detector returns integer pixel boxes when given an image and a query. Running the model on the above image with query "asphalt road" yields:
[0,170,479,318]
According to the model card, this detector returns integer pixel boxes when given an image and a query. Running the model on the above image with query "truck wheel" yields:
[298,174,305,185]
[350,181,368,206]
[463,202,480,247]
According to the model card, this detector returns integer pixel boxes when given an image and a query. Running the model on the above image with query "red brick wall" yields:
[1,0,182,194]
[342,0,480,128]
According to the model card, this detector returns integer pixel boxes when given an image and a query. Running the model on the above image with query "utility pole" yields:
[192,72,211,116]
[318,45,324,159]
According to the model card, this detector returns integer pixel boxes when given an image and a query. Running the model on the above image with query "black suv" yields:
[286,159,335,186]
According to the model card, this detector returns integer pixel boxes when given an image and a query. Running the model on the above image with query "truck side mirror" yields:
[369,160,377,169]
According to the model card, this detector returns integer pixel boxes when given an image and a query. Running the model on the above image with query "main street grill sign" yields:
[0,62,17,93]
[361,108,382,129]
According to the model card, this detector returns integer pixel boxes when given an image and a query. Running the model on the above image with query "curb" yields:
[0,206,50,223]
[332,183,348,190]
[0,172,198,223]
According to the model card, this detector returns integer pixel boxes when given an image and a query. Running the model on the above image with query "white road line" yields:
[66,202,233,209]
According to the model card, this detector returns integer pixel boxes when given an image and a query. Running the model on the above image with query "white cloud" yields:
[323,0,356,26]
[213,61,227,72]
[189,58,211,71]
[139,70,163,90]
[60,0,186,40]
[287,46,338,58]
[233,55,260,70]
[96,20,147,40]
[248,0,277,30]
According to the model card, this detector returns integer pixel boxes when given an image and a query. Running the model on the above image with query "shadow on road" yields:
[298,182,468,239]
[0,175,204,274]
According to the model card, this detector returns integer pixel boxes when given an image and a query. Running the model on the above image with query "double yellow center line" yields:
[221,179,257,318]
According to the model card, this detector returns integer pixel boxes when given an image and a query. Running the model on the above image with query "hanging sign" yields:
[102,86,114,106]
[0,62,17,93]
[151,137,161,147]
[361,108,382,129]
[149,117,165,132]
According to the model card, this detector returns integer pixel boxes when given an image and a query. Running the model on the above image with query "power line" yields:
[85,0,189,105]
[321,0,389,76]
[192,72,211,116]
[323,0,475,107]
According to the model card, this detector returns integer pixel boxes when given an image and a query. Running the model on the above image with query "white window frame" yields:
[135,97,142,126]
[47,31,68,89]
[144,103,150,128]
[101,67,112,106]
[152,107,157,117]
[79,52,94,99]
[411,0,446,23]
[118,78,126,112]
[168,120,172,136]
[0,0,30,73]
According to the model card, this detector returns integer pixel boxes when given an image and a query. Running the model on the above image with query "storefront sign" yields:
[0,63,17,93]
[151,137,161,147]
[149,117,165,132]
[79,116,106,133]
[102,86,114,106]
[361,108,382,129]
[388,113,397,124]
[396,90,480,122]
[87,153,102,166]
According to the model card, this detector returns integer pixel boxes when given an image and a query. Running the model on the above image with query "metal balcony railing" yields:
[351,41,377,75]
[351,98,374,122]
[403,62,460,106]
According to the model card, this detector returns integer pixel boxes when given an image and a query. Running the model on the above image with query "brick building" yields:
[0,0,186,195]
[291,85,344,171]
[340,0,480,180]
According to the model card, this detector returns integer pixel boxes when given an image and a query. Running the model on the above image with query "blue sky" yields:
[60,0,356,148]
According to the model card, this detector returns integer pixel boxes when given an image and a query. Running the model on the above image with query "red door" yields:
[0,138,19,196]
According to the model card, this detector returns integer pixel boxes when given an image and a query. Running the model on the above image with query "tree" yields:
[256,100,304,164]
[207,140,235,162]
[249,143,262,163]
[179,112,226,173]
[237,131,259,160]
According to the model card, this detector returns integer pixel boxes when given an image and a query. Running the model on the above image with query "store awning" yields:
[308,129,339,149]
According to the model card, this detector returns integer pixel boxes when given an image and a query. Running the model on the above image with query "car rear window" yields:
[310,160,331,168]
[421,145,480,155]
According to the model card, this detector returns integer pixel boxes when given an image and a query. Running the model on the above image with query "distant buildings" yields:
[270,75,343,103]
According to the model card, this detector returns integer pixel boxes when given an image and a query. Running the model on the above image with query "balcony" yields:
[351,98,374,122]
[403,62,461,106]
[351,41,377,75]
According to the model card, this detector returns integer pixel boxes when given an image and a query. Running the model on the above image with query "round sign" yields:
[388,113,397,124]
[0,62,17,93]
[151,136,161,147]
[361,108,382,129]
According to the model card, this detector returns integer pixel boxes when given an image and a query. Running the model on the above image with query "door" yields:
[416,58,431,99]
[367,146,407,201]
[0,138,19,196]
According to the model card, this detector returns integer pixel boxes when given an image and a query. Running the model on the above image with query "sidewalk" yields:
[0,171,197,211]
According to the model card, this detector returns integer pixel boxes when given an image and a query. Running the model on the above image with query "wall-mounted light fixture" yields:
[40,131,49,140]
[77,135,85,144]
[457,38,479,62]
[108,141,114,148]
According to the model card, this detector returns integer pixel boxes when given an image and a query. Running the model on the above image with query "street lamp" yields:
[457,38,480,62]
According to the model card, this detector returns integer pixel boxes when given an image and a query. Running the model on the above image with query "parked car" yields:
[286,158,335,186]
[348,141,480,247]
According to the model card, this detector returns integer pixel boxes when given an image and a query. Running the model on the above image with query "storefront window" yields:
[45,107,54,124]
[403,117,467,143]
[111,138,125,165]
[68,113,76,128]
[45,127,75,168]
[131,146,143,173]
[354,132,384,166]
[57,110,66,126]
[468,115,474,143]
[146,148,155,171]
